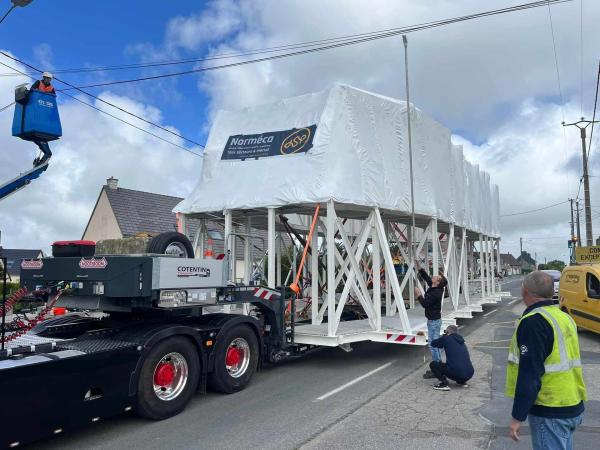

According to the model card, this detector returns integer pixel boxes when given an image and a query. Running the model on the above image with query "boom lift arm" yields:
[0,84,61,202]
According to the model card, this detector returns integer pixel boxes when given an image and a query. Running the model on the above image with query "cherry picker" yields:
[0,83,61,201]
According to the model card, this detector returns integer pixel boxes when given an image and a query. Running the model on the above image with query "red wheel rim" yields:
[154,363,175,387]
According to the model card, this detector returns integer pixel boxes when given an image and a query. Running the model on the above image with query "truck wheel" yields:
[136,336,200,420]
[209,325,259,394]
[147,232,194,258]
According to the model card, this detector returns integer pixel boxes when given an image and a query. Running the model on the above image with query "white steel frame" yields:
[184,199,505,348]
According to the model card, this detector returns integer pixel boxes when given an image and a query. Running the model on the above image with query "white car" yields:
[541,269,561,299]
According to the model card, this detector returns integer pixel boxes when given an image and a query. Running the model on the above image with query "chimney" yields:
[106,177,118,190]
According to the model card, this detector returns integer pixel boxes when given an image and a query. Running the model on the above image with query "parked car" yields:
[541,269,561,299]
[559,265,600,334]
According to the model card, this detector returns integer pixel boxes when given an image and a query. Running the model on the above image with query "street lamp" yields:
[1,0,33,25]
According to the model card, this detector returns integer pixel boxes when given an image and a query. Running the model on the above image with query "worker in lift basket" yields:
[414,260,447,379]
[31,71,56,94]
[428,325,474,391]
[30,71,55,166]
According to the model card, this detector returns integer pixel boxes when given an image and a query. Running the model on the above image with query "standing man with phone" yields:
[414,260,447,379]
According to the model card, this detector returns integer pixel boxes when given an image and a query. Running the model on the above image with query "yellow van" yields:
[559,265,600,334]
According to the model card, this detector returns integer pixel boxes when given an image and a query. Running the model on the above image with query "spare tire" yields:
[147,232,194,258]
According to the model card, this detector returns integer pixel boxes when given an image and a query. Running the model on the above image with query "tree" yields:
[545,259,566,272]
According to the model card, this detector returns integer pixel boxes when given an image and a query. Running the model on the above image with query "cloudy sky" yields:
[0,0,599,263]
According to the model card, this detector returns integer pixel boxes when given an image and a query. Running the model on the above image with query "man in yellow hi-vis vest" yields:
[506,271,587,449]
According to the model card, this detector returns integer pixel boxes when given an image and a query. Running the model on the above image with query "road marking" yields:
[315,362,393,401]
[483,308,497,317]
[458,325,464,329]
[509,298,520,305]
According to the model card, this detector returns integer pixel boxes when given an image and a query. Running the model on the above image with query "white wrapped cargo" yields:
[175,84,499,236]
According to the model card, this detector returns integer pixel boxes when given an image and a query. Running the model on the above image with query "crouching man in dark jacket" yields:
[429,325,474,391]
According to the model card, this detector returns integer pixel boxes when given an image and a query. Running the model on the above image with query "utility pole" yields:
[569,199,576,264]
[563,118,599,247]
[569,199,575,238]
[576,200,582,247]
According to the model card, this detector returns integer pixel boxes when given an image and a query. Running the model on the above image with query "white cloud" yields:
[166,0,242,52]
[454,98,600,262]
[33,43,54,71]
[0,53,202,253]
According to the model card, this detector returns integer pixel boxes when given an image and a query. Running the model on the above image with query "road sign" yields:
[575,246,600,263]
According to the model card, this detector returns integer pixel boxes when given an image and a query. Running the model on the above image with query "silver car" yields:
[541,269,561,299]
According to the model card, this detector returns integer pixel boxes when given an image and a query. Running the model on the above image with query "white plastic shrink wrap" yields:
[175,84,500,237]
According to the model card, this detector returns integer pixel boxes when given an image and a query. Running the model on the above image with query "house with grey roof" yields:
[82,177,187,241]
[0,247,44,282]
[500,252,521,275]
[82,178,290,283]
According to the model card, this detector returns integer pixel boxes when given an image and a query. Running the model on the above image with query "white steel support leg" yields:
[431,219,439,274]
[488,237,493,295]
[496,239,501,277]
[243,217,252,315]
[456,228,466,307]
[489,238,496,295]
[244,217,251,283]
[326,201,336,337]
[224,210,232,313]
[468,240,474,281]
[385,220,392,317]
[311,219,319,324]
[224,211,232,278]
[463,236,470,305]
[481,236,488,297]
[372,217,381,331]
[479,235,485,299]
[267,208,276,289]
[276,233,282,287]
[443,225,455,309]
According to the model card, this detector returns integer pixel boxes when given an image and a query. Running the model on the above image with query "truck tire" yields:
[147,232,194,258]
[136,336,200,420]
[208,325,259,394]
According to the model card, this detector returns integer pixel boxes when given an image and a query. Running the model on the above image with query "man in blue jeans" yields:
[506,271,586,450]
[414,262,447,378]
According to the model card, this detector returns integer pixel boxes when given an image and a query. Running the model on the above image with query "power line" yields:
[546,0,571,199]
[588,60,600,161]
[48,0,572,91]
[0,52,205,150]
[546,1,565,120]
[0,61,203,156]
[0,101,15,113]
[522,236,567,239]
[501,200,569,217]
[0,0,572,81]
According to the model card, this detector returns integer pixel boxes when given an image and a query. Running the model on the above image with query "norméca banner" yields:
[575,246,600,263]
[221,125,317,160]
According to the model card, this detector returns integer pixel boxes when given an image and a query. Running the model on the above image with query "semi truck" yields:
[0,237,342,447]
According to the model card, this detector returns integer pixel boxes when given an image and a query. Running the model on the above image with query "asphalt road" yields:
[35,278,523,450]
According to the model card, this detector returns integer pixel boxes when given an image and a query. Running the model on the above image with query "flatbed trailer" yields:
[1,252,409,448]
